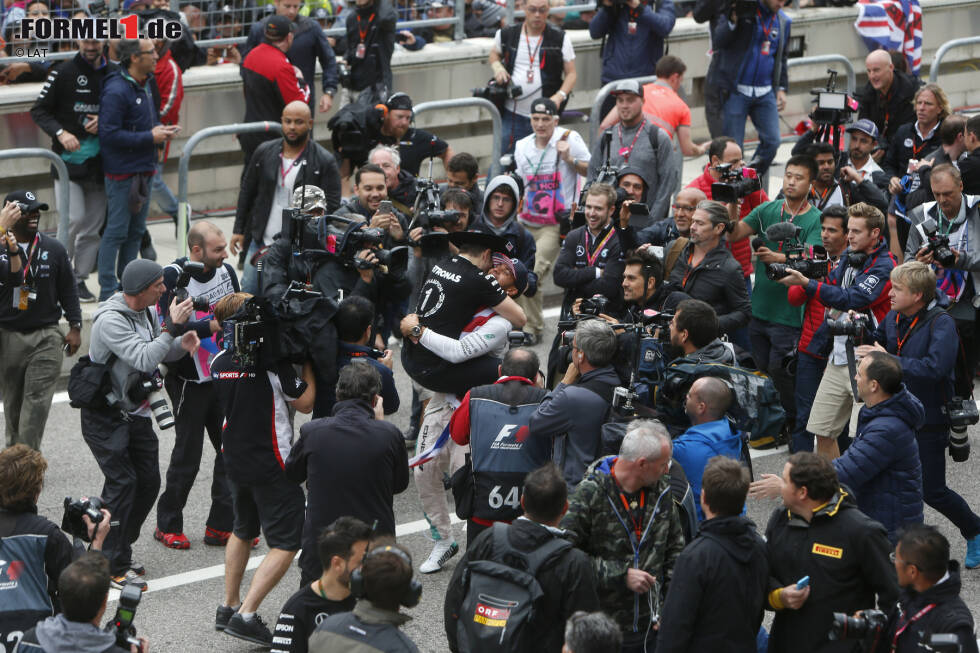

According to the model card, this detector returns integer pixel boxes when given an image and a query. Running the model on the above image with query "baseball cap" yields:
[846,118,880,140]
[386,92,413,112]
[610,79,643,99]
[530,98,558,116]
[121,259,163,295]
[314,7,330,19]
[492,254,529,297]
[292,185,327,212]
[4,190,49,213]
[265,14,295,40]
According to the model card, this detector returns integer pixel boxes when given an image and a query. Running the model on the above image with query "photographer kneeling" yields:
[18,552,148,653]
[530,319,620,489]
[81,259,201,591]
[0,445,109,647]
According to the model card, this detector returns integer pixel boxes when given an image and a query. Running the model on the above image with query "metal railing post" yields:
[0,149,70,243]
[176,122,283,256]
[505,0,515,27]
[412,98,503,178]
[454,0,466,40]
[929,36,980,83]
[588,75,659,145]
[786,54,855,97]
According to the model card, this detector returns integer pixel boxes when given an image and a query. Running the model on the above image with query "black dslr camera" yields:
[174,261,210,312]
[826,314,869,337]
[472,79,524,110]
[109,583,142,649]
[711,163,762,204]
[222,297,268,367]
[919,217,957,268]
[828,610,888,642]
[62,496,104,542]
[755,222,831,281]
[579,294,611,317]
[946,396,977,462]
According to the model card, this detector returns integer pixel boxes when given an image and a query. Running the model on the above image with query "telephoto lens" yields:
[146,388,175,430]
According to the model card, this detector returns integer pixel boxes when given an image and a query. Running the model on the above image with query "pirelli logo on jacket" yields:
[812,543,843,559]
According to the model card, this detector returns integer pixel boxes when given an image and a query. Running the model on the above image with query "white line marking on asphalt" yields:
[107,515,464,603]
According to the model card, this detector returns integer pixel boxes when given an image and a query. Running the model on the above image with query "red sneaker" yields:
[204,527,259,548]
[154,528,190,550]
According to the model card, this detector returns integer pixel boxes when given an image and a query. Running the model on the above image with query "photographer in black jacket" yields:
[883,525,979,653]
[0,445,109,648]
[665,200,750,336]
[344,0,397,104]
[29,35,116,303]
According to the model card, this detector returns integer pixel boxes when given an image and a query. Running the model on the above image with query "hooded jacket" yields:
[529,366,621,488]
[18,614,128,653]
[656,515,768,653]
[885,562,978,653]
[443,518,600,653]
[309,599,418,653]
[765,488,899,653]
[833,386,924,542]
[669,338,736,367]
[560,456,686,642]
[88,293,185,413]
[672,418,745,522]
[473,176,539,296]
[666,239,751,335]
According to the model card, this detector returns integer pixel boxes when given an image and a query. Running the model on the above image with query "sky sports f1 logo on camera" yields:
[14,14,182,55]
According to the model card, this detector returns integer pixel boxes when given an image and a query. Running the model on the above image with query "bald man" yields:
[674,376,745,521]
[155,221,242,549]
[858,49,917,149]
[232,100,341,293]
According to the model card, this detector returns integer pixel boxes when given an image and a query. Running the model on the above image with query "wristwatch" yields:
[556,90,568,100]
[69,321,82,331]
[55,128,64,137]
[410,325,423,338]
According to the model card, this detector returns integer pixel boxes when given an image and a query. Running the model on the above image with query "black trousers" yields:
[156,377,233,534]
[80,407,160,575]
[403,350,501,396]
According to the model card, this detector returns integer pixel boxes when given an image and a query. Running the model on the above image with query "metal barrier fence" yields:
[176,121,281,256]
[413,97,503,178]
[929,35,980,84]
[0,148,70,242]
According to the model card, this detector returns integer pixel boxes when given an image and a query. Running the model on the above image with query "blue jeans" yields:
[918,428,980,539]
[99,175,150,300]
[241,241,260,295]
[500,107,532,156]
[723,90,780,177]
[151,162,178,218]
[792,352,826,453]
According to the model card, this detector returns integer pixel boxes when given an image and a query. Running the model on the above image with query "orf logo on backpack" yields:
[473,596,517,629]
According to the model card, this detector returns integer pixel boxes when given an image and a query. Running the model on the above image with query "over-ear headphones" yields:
[349,544,422,608]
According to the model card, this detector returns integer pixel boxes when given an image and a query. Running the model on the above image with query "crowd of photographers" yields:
[5,0,980,648]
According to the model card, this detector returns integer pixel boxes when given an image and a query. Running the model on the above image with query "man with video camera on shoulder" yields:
[0,445,110,649]
[80,259,202,592]
[776,202,896,459]
[17,552,148,653]
[210,291,316,646]
[857,261,980,570]
[152,220,239,551]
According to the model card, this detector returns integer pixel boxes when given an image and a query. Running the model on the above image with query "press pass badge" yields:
[526,69,534,84]
[355,42,366,58]
[761,39,770,55]
[627,20,637,33]
[15,286,35,311]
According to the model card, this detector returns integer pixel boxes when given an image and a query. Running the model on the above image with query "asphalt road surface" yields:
[17,321,980,653]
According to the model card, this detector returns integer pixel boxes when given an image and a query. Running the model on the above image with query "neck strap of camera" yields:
[891,603,936,649]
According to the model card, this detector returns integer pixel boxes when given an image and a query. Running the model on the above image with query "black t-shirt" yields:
[211,351,307,485]
[381,127,448,177]
[271,585,355,653]
[410,255,506,368]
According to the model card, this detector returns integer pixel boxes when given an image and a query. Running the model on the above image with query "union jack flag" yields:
[854,0,923,76]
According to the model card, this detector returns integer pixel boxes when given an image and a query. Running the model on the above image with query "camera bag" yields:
[67,353,116,410]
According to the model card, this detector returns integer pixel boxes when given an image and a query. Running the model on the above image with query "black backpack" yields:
[327,99,385,168]
[455,524,571,652]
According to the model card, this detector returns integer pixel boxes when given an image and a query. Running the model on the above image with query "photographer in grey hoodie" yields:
[80,259,200,591]
[16,551,148,653]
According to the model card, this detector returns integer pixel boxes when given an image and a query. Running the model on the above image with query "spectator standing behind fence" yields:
[588,0,674,93]
[0,193,81,451]
[239,16,307,169]
[29,33,115,304]
[655,457,767,653]
[244,0,339,114]
[706,0,791,177]
[97,38,178,301]
[344,0,397,104]
[488,0,577,155]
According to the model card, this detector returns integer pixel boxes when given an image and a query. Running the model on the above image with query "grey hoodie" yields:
[89,293,184,412]
[479,175,521,236]
[22,614,125,653]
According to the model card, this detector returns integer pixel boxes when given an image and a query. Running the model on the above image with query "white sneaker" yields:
[419,539,459,574]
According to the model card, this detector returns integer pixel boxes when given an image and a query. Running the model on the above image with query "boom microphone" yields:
[764,222,803,242]
[751,237,765,251]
